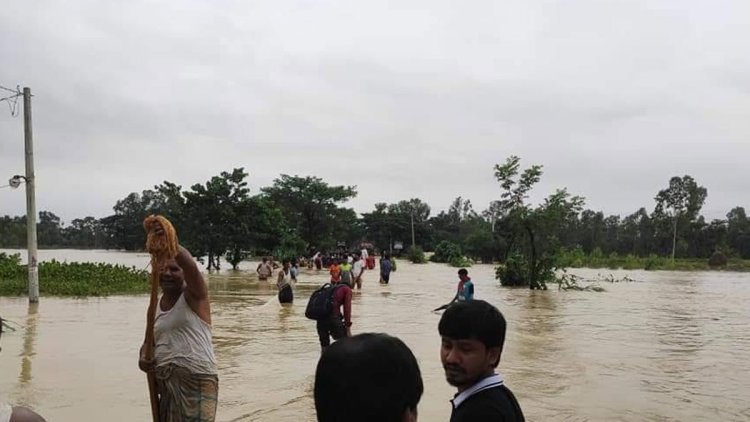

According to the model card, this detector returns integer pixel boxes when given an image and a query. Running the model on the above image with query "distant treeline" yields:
[1,162,749,275]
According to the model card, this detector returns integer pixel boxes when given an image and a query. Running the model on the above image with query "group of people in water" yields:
[2,226,524,421]
[256,248,397,307]
[133,228,524,421]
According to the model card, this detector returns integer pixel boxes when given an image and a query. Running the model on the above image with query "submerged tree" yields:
[180,168,291,270]
[492,156,584,289]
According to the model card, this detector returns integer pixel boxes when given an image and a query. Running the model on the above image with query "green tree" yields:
[654,175,708,261]
[104,192,151,250]
[0,215,26,247]
[37,211,64,247]
[618,208,653,256]
[361,203,394,252]
[223,195,287,269]
[261,175,357,251]
[387,199,431,249]
[463,228,503,263]
[62,216,104,248]
[492,156,584,289]
[180,168,259,270]
[431,240,463,263]
[727,207,750,258]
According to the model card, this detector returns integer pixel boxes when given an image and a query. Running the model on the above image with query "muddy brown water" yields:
[1,249,749,421]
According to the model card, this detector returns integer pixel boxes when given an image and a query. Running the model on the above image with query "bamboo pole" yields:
[142,215,179,422]
[144,264,160,422]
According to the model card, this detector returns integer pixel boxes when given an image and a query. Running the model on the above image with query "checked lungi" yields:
[155,363,218,422]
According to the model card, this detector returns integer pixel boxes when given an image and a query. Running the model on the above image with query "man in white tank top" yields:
[277,259,294,303]
[139,245,218,422]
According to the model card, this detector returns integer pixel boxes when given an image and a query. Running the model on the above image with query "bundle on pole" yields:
[143,215,179,422]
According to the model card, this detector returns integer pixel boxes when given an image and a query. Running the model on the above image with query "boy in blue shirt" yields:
[434,268,474,311]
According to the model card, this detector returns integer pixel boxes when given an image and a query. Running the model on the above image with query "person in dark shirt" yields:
[438,300,524,422]
[314,333,423,422]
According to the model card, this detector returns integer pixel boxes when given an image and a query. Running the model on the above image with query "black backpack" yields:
[305,283,341,320]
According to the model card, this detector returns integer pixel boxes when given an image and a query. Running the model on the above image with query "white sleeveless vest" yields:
[154,293,217,375]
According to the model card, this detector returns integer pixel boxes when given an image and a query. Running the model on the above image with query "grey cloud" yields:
[1,0,749,224]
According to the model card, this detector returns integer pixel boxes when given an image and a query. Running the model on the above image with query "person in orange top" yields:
[329,258,342,283]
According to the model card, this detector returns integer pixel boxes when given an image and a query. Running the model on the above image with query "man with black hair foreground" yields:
[438,300,524,421]
[315,333,423,422]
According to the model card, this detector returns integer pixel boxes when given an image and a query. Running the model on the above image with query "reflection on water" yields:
[1,251,750,421]
[18,303,39,386]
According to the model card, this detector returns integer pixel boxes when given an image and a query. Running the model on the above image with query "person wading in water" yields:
[139,219,218,422]
[256,256,273,281]
[277,259,295,304]
[434,268,474,311]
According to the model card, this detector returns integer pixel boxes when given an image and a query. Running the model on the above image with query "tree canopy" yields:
[2,161,748,276]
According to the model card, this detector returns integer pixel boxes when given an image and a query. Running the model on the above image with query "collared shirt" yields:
[450,373,524,422]
[451,373,504,409]
[0,403,11,422]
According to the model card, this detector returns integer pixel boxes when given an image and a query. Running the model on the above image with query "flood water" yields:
[1,249,749,421]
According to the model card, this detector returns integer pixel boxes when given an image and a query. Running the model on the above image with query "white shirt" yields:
[154,293,217,375]
[0,403,12,422]
[451,373,504,409]
[361,249,369,260]
[352,260,364,278]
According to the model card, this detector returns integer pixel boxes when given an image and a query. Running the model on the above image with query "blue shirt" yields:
[457,279,474,301]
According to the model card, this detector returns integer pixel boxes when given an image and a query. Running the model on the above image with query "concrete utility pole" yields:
[23,87,39,303]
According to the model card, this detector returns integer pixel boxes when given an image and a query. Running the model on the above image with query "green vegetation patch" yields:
[0,253,149,296]
[406,246,427,264]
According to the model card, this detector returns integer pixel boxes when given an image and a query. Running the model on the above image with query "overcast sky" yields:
[1,0,748,224]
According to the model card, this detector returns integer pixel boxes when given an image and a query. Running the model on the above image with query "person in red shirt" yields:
[316,268,353,350]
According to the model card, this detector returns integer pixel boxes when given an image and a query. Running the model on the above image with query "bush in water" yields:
[448,256,472,268]
[708,251,728,268]
[495,253,528,287]
[0,253,149,296]
[406,246,427,264]
[430,241,462,263]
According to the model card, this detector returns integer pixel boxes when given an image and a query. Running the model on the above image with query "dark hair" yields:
[457,268,468,276]
[315,333,423,422]
[438,300,506,366]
